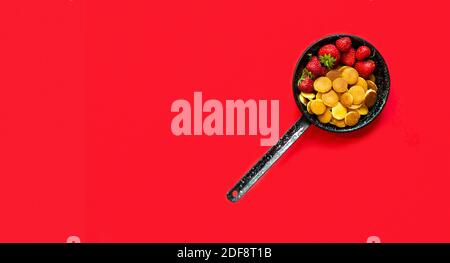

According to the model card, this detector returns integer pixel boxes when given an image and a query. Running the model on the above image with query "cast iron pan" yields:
[227,34,390,202]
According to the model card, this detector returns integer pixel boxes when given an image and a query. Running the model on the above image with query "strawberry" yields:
[306,56,326,77]
[298,77,314,93]
[341,48,356,66]
[354,60,376,78]
[318,44,340,69]
[335,37,352,52]
[355,46,371,60]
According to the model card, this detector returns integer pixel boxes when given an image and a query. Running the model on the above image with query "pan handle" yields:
[227,116,311,202]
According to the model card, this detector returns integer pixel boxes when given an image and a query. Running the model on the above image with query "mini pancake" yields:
[348,103,363,110]
[317,109,332,123]
[332,77,348,93]
[299,94,308,105]
[331,102,347,120]
[365,90,377,108]
[340,92,353,107]
[313,77,332,93]
[307,100,313,114]
[341,67,359,85]
[348,85,365,105]
[301,91,315,100]
[331,118,346,128]
[367,80,378,92]
[356,77,368,92]
[357,104,368,115]
[338,65,350,73]
[322,90,339,107]
[345,111,360,126]
[326,70,341,81]
[310,99,326,115]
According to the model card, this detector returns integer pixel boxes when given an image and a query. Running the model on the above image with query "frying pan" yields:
[227,34,390,202]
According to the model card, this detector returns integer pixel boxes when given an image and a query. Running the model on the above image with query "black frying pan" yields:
[227,34,390,202]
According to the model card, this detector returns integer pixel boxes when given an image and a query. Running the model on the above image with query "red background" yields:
[0,0,449,242]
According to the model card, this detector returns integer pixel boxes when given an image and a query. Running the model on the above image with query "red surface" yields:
[0,0,449,242]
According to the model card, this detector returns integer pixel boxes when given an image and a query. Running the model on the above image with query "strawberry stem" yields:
[298,68,313,85]
[370,50,377,59]
[319,54,336,69]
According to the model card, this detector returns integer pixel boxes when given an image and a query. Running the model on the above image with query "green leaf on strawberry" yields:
[302,68,313,79]
[319,54,336,69]
[298,68,314,85]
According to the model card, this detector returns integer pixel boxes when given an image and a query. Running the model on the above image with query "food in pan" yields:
[298,36,378,127]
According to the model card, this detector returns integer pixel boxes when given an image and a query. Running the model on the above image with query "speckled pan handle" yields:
[227,116,310,202]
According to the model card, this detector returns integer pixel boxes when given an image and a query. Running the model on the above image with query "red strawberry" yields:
[341,48,356,66]
[306,56,326,77]
[355,46,371,60]
[354,60,376,78]
[298,77,313,93]
[335,37,352,52]
[318,44,340,69]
